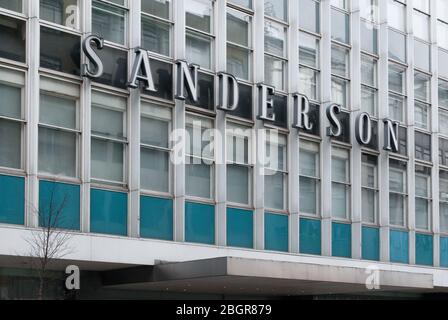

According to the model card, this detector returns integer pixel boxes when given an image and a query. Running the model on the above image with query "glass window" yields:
[39,78,79,178]
[140,103,171,193]
[439,49,448,78]
[40,0,79,29]
[331,8,350,44]
[439,79,448,109]
[440,170,448,233]
[40,26,80,76]
[265,132,287,211]
[415,101,430,130]
[415,166,431,231]
[0,0,22,12]
[332,147,350,220]
[227,123,252,205]
[185,114,214,200]
[415,131,431,162]
[142,14,171,57]
[264,0,287,21]
[389,63,406,94]
[92,0,126,45]
[331,45,350,78]
[388,0,406,31]
[300,140,320,215]
[388,29,406,62]
[229,0,252,9]
[440,109,448,136]
[360,0,378,22]
[299,0,320,33]
[0,69,24,170]
[415,72,431,102]
[299,32,319,68]
[332,77,349,108]
[389,159,407,227]
[186,0,212,32]
[414,0,430,14]
[91,91,127,184]
[299,67,319,101]
[413,11,430,42]
[0,15,26,63]
[141,0,171,18]
[362,154,378,224]
[438,21,448,50]
[361,21,378,54]
[227,8,252,80]
[414,40,431,71]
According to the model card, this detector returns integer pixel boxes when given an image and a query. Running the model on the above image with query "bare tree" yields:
[25,183,75,300]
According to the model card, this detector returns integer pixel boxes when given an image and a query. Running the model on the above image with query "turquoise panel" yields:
[264,212,288,252]
[140,196,173,241]
[441,237,448,268]
[362,226,380,261]
[390,229,409,264]
[90,189,127,236]
[226,208,253,249]
[299,218,321,255]
[332,222,351,258]
[39,180,80,230]
[185,202,215,245]
[0,175,24,225]
[415,233,433,266]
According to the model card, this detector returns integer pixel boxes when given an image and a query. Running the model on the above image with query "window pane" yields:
[227,9,251,47]
[440,203,448,233]
[388,0,406,31]
[0,0,22,12]
[227,45,250,80]
[39,127,76,177]
[439,80,448,108]
[299,0,320,32]
[299,32,319,68]
[186,0,212,33]
[362,188,376,224]
[265,0,287,21]
[361,21,378,54]
[416,198,429,230]
[92,0,125,45]
[91,138,124,182]
[413,11,429,41]
[440,49,448,78]
[265,21,286,57]
[230,0,252,9]
[227,165,249,205]
[415,72,430,102]
[440,109,448,136]
[141,148,169,192]
[40,0,79,29]
[331,45,350,77]
[332,183,348,219]
[331,9,349,44]
[40,26,80,76]
[300,142,319,177]
[92,106,124,139]
[0,119,21,169]
[40,94,77,129]
[186,31,212,70]
[185,161,212,199]
[299,67,318,101]
[0,84,21,119]
[414,40,430,71]
[0,15,26,63]
[265,172,285,210]
[141,0,170,19]
[415,132,432,162]
[362,86,377,115]
[142,15,170,56]
[142,118,169,149]
[389,193,405,226]
[389,94,404,122]
[415,101,429,130]
[265,55,285,91]
[332,77,349,107]
[361,56,376,87]
[388,29,406,62]
[300,176,318,215]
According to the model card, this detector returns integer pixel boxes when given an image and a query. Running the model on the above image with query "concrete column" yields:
[289,0,300,254]
[351,0,362,260]
[320,0,333,257]
[128,0,142,238]
[26,0,40,228]
[406,2,416,265]
[173,0,186,242]
[378,0,390,262]
[80,0,92,233]
[215,0,227,246]
[253,0,265,250]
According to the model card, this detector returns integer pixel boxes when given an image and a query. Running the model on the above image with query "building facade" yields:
[1,0,448,299]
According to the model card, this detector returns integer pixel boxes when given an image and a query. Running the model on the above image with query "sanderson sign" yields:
[82,35,401,153]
